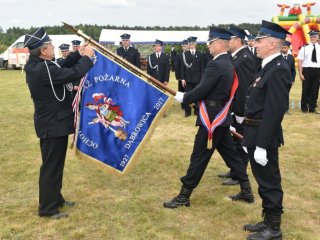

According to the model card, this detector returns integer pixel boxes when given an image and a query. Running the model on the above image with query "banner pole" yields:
[62,22,176,96]
[62,22,243,139]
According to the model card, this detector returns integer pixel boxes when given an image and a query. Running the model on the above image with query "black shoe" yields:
[163,186,193,209]
[244,221,268,232]
[59,201,75,208]
[218,171,231,179]
[222,178,239,185]
[229,191,254,203]
[246,227,282,240]
[163,196,190,208]
[184,113,191,118]
[229,181,254,203]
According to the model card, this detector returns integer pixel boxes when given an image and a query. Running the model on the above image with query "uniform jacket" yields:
[242,55,291,149]
[25,51,93,139]
[56,57,65,66]
[147,52,170,83]
[231,47,255,116]
[181,50,205,84]
[283,54,296,83]
[116,46,141,69]
[183,53,234,126]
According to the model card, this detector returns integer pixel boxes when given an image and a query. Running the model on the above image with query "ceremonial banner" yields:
[76,50,172,173]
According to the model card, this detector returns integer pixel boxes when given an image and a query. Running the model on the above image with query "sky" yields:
[0,0,315,31]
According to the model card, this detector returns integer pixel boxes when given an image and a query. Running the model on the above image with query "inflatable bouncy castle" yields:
[272,1,319,57]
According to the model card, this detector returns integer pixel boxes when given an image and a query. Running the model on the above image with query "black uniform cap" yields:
[23,27,52,50]
[59,43,70,51]
[207,27,231,42]
[256,20,291,40]
[308,30,319,36]
[71,40,81,46]
[153,39,164,46]
[283,40,291,47]
[120,33,131,40]
[228,25,247,40]
[187,36,197,44]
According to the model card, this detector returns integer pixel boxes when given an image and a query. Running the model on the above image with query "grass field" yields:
[0,70,319,240]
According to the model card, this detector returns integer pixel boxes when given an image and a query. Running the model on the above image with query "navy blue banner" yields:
[76,50,172,173]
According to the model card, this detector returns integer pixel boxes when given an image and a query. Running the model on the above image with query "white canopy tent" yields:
[99,29,209,45]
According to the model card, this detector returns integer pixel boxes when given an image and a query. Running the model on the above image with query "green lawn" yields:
[0,70,319,240]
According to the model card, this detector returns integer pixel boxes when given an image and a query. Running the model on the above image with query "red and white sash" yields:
[199,71,238,149]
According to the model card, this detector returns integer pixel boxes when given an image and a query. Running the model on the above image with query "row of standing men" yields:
[24,21,294,240]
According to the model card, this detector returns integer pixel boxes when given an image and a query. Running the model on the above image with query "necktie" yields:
[312,44,317,63]
[251,48,254,54]
[284,55,287,61]
[157,53,159,58]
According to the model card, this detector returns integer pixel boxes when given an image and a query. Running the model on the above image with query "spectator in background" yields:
[170,46,177,72]
[174,39,189,109]
[181,36,205,117]
[247,34,262,72]
[116,33,141,69]
[297,30,320,114]
[56,43,70,66]
[281,40,296,113]
[147,39,170,85]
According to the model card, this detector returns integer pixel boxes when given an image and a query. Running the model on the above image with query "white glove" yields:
[229,125,236,132]
[254,147,268,166]
[235,115,245,124]
[174,91,184,103]
[243,146,248,153]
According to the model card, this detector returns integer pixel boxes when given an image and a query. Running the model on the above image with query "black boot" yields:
[163,186,193,208]
[247,214,282,240]
[229,181,254,203]
[244,211,269,232]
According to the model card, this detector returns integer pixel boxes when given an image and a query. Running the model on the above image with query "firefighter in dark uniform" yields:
[163,27,254,209]
[218,25,255,186]
[247,34,262,72]
[181,36,205,117]
[170,46,177,71]
[147,39,170,85]
[71,40,82,95]
[281,40,296,113]
[24,27,94,219]
[116,33,141,69]
[297,30,320,113]
[174,39,189,108]
[56,43,70,66]
[241,21,292,240]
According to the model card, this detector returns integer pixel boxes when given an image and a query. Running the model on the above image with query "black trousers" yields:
[180,126,248,189]
[39,136,68,216]
[301,68,320,112]
[184,83,198,115]
[247,147,283,214]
